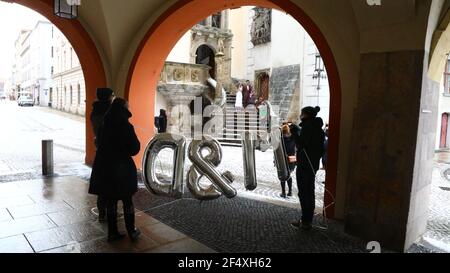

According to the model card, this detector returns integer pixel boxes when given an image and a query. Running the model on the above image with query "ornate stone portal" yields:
[158,62,211,137]
[251,7,271,46]
[190,24,233,93]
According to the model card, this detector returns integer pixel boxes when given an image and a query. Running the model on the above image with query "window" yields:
[77,84,81,105]
[70,86,73,105]
[212,12,222,28]
[445,59,450,95]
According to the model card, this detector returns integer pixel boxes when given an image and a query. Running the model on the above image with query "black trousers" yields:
[296,167,316,224]
[106,196,135,235]
[280,177,293,193]
[97,195,107,216]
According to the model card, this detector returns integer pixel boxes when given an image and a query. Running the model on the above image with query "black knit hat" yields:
[96,88,114,101]
[301,106,321,117]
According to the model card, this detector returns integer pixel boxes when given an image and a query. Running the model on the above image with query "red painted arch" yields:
[126,0,341,218]
[10,0,107,165]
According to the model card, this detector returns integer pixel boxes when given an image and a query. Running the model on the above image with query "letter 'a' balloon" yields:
[241,131,257,191]
[142,133,186,198]
[187,137,236,200]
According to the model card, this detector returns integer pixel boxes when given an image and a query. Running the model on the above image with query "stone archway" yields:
[125,0,342,218]
[9,0,107,165]
[195,44,217,79]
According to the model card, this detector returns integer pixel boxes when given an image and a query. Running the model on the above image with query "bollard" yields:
[42,140,54,176]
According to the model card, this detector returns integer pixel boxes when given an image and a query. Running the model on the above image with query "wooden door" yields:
[259,73,270,101]
[440,113,448,148]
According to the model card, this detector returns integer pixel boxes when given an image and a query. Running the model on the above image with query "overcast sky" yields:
[0,2,48,80]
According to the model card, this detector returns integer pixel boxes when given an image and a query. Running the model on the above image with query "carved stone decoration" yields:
[191,69,200,82]
[251,8,271,46]
[173,68,185,81]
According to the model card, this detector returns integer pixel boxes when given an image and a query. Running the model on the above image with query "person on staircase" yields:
[235,83,244,110]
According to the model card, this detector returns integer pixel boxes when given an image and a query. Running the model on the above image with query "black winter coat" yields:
[90,100,111,148]
[89,106,141,198]
[293,117,325,172]
[283,135,297,172]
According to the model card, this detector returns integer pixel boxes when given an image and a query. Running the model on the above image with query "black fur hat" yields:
[96,88,114,101]
[301,106,321,117]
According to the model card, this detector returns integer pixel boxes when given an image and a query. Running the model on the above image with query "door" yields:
[259,73,270,101]
[440,113,448,148]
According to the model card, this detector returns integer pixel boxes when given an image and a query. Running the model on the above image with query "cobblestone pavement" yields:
[411,158,450,253]
[0,100,85,181]
[153,146,327,211]
[0,100,449,252]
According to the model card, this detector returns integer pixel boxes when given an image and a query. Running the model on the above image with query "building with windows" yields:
[50,26,86,116]
[229,7,330,123]
[436,55,450,149]
[12,21,52,106]
[157,7,330,127]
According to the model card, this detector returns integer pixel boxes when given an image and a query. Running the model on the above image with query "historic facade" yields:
[50,26,86,116]
[155,10,232,118]
[436,55,450,150]
[230,7,330,123]
[11,21,52,106]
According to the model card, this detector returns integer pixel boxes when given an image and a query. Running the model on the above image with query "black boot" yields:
[107,202,124,242]
[280,181,286,198]
[124,212,140,241]
[107,215,125,242]
[287,178,293,197]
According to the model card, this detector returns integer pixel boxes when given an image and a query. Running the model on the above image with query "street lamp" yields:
[312,53,327,105]
[54,0,79,19]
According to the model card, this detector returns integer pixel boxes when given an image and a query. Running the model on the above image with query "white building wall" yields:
[166,31,191,63]
[14,22,53,106]
[240,8,330,123]
[51,26,86,116]
[270,11,304,68]
[301,33,330,124]
[230,7,248,80]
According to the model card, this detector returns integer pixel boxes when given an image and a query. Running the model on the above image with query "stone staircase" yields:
[215,92,268,147]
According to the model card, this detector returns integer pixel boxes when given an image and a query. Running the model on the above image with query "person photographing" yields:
[291,106,325,230]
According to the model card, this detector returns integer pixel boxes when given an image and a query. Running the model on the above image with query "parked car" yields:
[18,96,34,107]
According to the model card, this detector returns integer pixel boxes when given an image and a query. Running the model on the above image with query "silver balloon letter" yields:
[272,128,291,182]
[187,137,236,200]
[142,133,186,198]
[241,131,257,191]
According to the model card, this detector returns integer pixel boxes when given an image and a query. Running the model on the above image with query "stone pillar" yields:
[345,50,437,252]
[167,96,196,137]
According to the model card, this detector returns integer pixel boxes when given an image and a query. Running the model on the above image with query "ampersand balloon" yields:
[187,136,236,200]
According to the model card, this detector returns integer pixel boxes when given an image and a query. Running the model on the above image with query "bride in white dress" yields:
[235,84,244,109]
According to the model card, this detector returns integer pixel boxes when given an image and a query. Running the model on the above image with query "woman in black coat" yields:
[279,124,296,198]
[89,98,141,242]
